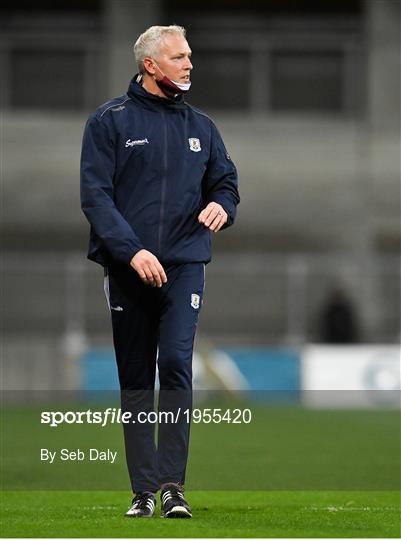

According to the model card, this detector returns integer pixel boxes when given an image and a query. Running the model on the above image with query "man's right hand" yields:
[130,249,167,288]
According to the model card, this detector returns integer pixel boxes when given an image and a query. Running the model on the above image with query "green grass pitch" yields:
[2,490,400,537]
[2,402,400,537]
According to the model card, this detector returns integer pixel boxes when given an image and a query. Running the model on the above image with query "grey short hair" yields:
[134,25,187,74]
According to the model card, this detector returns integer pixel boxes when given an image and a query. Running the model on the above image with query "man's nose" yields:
[185,58,193,70]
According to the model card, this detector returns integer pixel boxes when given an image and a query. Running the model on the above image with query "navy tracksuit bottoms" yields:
[105,262,205,494]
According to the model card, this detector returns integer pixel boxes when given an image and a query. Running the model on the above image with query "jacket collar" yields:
[127,74,187,110]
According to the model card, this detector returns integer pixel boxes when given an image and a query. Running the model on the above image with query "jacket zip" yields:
[158,110,168,257]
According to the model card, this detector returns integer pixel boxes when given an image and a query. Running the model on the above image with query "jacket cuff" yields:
[123,245,144,265]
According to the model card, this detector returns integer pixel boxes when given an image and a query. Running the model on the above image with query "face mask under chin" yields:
[150,61,191,98]
[155,75,191,98]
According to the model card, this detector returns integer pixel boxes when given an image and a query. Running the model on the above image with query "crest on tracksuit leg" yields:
[191,293,200,309]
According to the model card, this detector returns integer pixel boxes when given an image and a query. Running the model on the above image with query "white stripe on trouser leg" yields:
[202,263,206,302]
[103,274,111,311]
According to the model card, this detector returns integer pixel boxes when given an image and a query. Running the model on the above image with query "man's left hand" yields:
[198,202,227,232]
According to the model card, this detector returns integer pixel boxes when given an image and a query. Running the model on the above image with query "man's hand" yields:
[198,202,227,232]
[130,249,167,287]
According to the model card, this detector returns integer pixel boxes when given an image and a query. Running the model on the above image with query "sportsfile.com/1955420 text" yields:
[40,407,252,427]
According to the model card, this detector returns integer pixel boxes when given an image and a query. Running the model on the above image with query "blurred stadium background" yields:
[2,0,400,404]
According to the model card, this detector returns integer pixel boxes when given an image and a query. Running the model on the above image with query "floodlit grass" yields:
[2,490,400,538]
[2,402,400,536]
[3,404,400,491]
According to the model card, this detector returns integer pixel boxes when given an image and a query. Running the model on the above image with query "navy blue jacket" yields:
[80,75,240,267]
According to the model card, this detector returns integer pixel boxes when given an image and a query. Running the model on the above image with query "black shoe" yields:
[125,492,156,518]
[160,484,192,518]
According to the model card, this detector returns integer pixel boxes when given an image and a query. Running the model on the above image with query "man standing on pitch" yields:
[80,25,239,518]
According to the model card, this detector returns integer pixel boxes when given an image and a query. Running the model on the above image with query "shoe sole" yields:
[162,506,192,519]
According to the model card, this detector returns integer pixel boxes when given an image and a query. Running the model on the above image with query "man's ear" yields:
[143,57,156,76]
